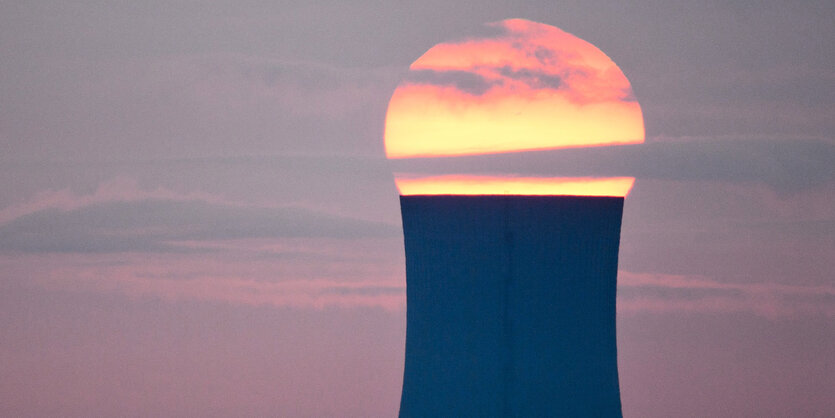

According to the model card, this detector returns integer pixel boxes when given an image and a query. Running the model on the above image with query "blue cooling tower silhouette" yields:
[398,195,624,417]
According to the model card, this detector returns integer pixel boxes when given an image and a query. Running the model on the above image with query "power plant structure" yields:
[383,18,643,417]
[397,195,624,417]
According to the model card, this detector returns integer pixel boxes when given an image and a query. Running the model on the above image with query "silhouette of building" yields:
[398,195,624,417]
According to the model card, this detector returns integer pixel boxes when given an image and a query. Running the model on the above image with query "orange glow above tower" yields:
[395,176,635,197]
[384,19,645,196]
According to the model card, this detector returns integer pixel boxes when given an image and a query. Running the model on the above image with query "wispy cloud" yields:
[0,177,223,225]
[619,271,835,318]
[59,274,406,311]
[0,179,399,254]
[0,53,400,162]
[389,136,835,193]
[1,234,407,311]
[405,69,498,96]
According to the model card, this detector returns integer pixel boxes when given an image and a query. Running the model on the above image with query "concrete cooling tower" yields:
[383,18,643,417]
[397,195,624,417]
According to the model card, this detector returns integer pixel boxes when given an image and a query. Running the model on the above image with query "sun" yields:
[384,19,644,197]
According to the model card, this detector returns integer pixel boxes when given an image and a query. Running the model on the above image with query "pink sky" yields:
[0,2,833,417]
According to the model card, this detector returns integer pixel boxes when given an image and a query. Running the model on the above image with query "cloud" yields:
[62,275,406,311]
[405,69,498,96]
[223,57,399,120]
[618,271,835,318]
[0,53,400,162]
[0,183,398,254]
[389,136,835,193]
[0,177,224,225]
[1,243,406,310]
[496,66,563,90]
[444,21,510,44]
[12,247,830,316]
[405,65,571,96]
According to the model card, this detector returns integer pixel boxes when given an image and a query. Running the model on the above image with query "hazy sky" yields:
[1,1,833,416]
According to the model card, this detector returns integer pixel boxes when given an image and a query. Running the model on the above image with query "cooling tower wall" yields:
[398,195,624,417]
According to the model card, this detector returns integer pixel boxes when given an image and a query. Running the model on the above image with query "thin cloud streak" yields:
[56,275,407,312]
[389,136,835,193]
[7,248,830,317]
[0,179,399,254]
[619,271,835,318]
[0,177,225,225]
[1,239,407,311]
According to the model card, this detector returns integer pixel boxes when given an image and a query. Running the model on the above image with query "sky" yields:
[0,1,833,417]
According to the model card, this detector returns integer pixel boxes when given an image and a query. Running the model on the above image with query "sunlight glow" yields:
[396,175,635,197]
[384,19,644,196]
[384,18,644,159]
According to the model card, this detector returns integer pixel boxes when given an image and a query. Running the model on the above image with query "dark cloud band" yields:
[0,199,399,254]
[405,69,499,96]
[389,137,835,193]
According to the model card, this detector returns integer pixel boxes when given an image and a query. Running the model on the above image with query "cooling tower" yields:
[398,195,624,417]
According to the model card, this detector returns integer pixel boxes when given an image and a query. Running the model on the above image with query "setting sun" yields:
[384,19,644,197]
[385,18,644,159]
